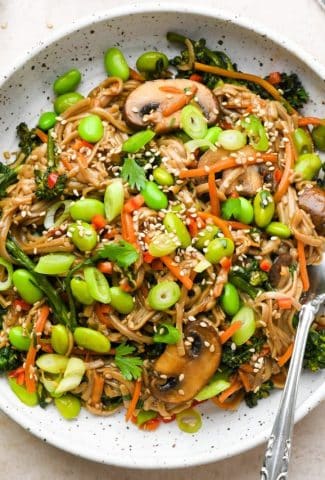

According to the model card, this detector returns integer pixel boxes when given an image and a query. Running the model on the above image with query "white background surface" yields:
[0,0,324,478]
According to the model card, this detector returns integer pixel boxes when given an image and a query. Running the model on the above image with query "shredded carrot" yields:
[278,343,294,367]
[267,71,282,85]
[121,211,137,245]
[274,141,294,203]
[219,321,242,345]
[97,261,113,274]
[91,214,107,230]
[161,256,193,290]
[240,363,254,373]
[95,303,113,327]
[25,305,50,393]
[91,372,105,405]
[194,61,294,113]
[161,85,197,117]
[219,256,232,271]
[197,212,233,240]
[226,220,250,230]
[8,366,25,378]
[125,379,142,422]
[141,417,161,431]
[211,390,244,410]
[129,68,145,82]
[274,167,282,183]
[143,251,154,264]
[159,86,184,94]
[297,240,310,291]
[208,171,220,216]
[297,117,325,127]
[218,378,243,403]
[238,369,252,392]
[277,298,293,310]
[72,139,94,150]
[259,259,271,272]
[60,155,73,171]
[179,153,278,179]
[123,194,145,213]
[187,217,199,237]
[35,128,48,143]
[189,73,203,83]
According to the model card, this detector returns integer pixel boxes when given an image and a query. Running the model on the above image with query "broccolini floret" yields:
[303,328,325,372]
[16,122,41,156]
[245,380,274,408]
[0,346,21,373]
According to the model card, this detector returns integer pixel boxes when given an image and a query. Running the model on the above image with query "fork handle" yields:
[260,302,317,480]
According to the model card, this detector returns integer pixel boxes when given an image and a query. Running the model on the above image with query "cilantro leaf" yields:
[94,240,139,268]
[114,343,143,381]
[221,198,241,220]
[121,157,147,190]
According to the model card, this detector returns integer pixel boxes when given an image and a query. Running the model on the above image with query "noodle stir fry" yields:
[0,34,324,431]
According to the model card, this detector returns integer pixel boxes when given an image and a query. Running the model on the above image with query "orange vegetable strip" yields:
[179,153,278,179]
[278,343,294,367]
[277,298,293,310]
[129,68,145,82]
[161,94,188,117]
[274,141,294,203]
[297,117,325,127]
[161,256,193,290]
[125,379,142,422]
[194,61,294,112]
[25,305,50,393]
[123,194,145,213]
[238,369,251,392]
[60,155,73,171]
[95,303,112,327]
[211,391,244,410]
[121,211,137,245]
[297,240,310,292]
[159,86,184,94]
[91,214,107,230]
[267,72,282,85]
[197,212,233,240]
[226,220,251,230]
[91,372,105,405]
[218,379,243,403]
[240,363,254,373]
[35,128,48,143]
[208,171,220,216]
[97,261,113,274]
[219,321,242,345]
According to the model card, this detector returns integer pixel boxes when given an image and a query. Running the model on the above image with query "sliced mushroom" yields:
[150,320,221,403]
[269,253,293,288]
[124,79,218,133]
[297,185,325,236]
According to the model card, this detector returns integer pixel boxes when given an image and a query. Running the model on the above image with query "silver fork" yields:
[261,260,325,480]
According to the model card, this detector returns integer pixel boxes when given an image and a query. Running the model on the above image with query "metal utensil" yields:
[261,260,325,480]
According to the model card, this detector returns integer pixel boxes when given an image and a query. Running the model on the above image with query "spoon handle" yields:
[260,302,318,480]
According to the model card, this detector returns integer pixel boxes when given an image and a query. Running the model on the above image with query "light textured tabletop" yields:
[0,0,324,478]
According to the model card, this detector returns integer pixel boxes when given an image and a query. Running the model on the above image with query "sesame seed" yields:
[178,389,185,396]
[179,374,185,381]
[209,345,215,353]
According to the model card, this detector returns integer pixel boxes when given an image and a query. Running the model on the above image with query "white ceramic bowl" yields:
[0,3,324,469]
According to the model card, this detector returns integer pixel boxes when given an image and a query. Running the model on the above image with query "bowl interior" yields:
[0,7,324,469]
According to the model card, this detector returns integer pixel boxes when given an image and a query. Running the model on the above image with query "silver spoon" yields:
[261,260,325,480]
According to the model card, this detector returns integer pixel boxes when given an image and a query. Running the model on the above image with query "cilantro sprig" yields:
[94,240,139,269]
[114,344,143,381]
[121,157,147,190]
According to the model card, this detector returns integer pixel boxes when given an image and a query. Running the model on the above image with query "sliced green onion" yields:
[55,357,86,395]
[104,179,124,222]
[218,129,246,151]
[84,266,111,304]
[8,377,38,406]
[176,408,202,433]
[194,258,212,273]
[163,212,191,248]
[0,257,13,291]
[201,126,223,150]
[136,409,158,426]
[180,105,208,140]
[36,354,69,374]
[185,139,216,152]
[241,115,269,152]
[44,200,72,229]
[148,232,180,257]
[195,372,231,401]
[148,282,181,311]
[122,130,155,153]
[153,322,181,344]
[34,253,75,275]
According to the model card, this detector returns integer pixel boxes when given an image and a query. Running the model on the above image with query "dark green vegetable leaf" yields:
[35,168,67,201]
[114,343,143,381]
[0,346,21,373]
[303,328,325,372]
[245,380,273,408]
[94,240,139,269]
[0,163,19,199]
[121,157,147,190]
[221,198,241,220]
[16,122,41,156]
[221,335,265,370]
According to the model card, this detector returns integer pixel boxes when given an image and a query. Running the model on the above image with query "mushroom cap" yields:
[150,320,222,403]
[298,185,325,236]
[124,79,218,133]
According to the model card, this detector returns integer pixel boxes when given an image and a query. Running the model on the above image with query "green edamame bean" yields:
[205,237,234,264]
[54,92,84,114]
[294,153,322,180]
[194,225,219,250]
[153,167,174,186]
[38,111,57,131]
[110,287,134,314]
[12,269,44,304]
[34,253,75,275]
[148,232,180,257]
[253,190,275,228]
[70,198,105,222]
[84,267,111,304]
[68,222,98,252]
[122,130,155,153]
[8,326,31,351]
[312,124,325,151]
[54,394,81,420]
[51,325,72,355]
[218,129,246,151]
[141,181,168,210]
[293,128,313,154]
[8,377,38,406]
[104,47,129,81]
[265,222,291,239]
[53,69,81,95]
[73,327,111,353]
[231,306,256,346]
[238,197,254,224]
[70,277,94,305]
[78,115,104,143]
[136,51,169,72]
[163,212,191,248]
[220,283,240,316]
[148,281,181,311]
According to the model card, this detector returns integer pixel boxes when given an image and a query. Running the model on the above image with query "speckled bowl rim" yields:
[0,1,324,469]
